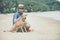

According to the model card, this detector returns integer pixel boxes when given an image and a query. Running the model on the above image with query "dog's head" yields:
[21,14,27,21]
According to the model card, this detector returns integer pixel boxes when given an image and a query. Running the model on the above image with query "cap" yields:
[18,4,24,8]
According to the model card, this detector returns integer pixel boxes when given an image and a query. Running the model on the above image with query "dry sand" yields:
[0,11,60,40]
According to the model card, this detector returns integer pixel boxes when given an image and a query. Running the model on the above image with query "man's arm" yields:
[13,13,22,24]
[14,16,21,24]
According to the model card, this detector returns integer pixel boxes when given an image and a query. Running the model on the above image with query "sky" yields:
[57,0,60,1]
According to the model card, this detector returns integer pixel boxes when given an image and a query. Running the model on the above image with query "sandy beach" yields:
[0,11,60,40]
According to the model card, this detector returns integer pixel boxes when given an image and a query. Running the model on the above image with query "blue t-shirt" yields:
[13,12,23,25]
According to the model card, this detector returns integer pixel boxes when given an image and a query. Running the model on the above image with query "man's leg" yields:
[25,23,30,32]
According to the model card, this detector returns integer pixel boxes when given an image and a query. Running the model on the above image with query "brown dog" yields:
[9,14,28,32]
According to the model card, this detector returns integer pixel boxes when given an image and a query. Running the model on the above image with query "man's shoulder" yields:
[13,12,20,16]
[14,12,19,15]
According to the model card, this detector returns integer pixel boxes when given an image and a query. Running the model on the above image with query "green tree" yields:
[0,0,60,13]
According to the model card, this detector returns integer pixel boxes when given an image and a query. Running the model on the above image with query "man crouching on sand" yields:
[9,4,31,32]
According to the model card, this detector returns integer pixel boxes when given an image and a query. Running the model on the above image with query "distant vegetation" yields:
[0,0,60,13]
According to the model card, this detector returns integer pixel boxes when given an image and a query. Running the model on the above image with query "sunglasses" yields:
[18,7,24,9]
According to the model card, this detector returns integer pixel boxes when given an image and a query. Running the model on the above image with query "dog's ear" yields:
[23,14,27,16]
[22,14,27,17]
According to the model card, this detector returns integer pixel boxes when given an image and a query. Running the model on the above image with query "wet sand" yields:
[0,11,60,40]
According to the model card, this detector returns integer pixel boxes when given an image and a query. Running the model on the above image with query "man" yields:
[12,4,30,32]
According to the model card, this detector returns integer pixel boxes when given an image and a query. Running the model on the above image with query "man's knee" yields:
[25,24,30,28]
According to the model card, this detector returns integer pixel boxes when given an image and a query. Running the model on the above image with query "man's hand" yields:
[14,15,21,24]
[14,14,27,24]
